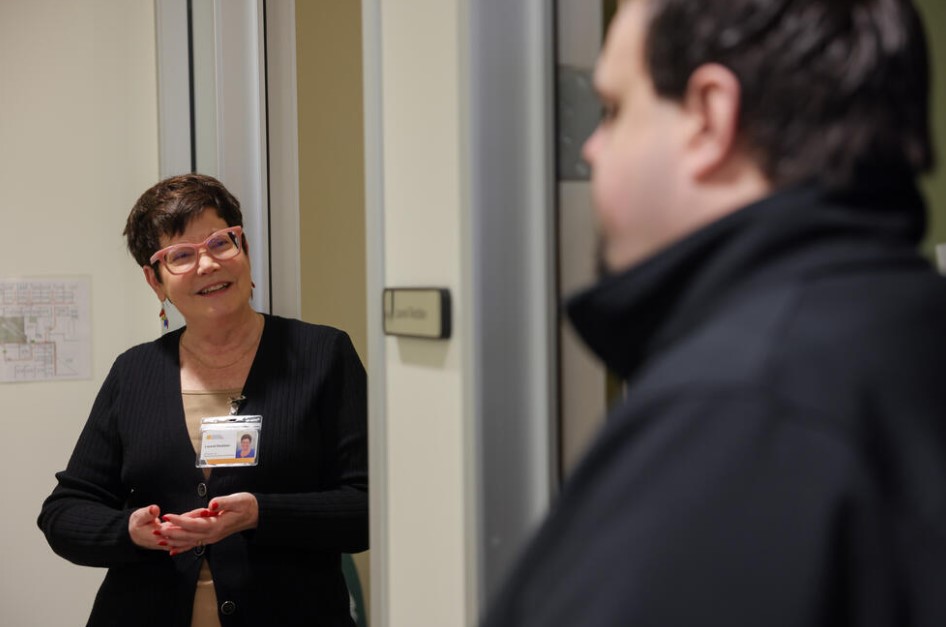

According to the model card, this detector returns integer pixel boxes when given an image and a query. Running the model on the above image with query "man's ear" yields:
[681,63,742,180]
[142,265,166,301]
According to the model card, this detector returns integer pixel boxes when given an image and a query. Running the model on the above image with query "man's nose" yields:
[582,127,600,166]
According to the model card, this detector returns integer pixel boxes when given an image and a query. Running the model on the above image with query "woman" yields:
[38,174,368,626]
[236,434,256,460]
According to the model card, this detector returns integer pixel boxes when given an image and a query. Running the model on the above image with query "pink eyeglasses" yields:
[149,226,244,275]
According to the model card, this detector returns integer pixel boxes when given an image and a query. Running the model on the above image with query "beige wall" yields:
[0,1,160,625]
[294,2,372,620]
[377,1,476,625]
[296,7,476,625]
[296,2,367,362]
[917,0,946,250]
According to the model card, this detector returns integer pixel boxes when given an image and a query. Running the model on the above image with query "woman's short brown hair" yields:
[124,173,243,270]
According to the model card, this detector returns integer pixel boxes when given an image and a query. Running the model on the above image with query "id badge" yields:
[197,415,262,468]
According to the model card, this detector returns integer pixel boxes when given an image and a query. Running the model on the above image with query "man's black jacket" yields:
[484,182,946,626]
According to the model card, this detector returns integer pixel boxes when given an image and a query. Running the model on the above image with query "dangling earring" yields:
[159,301,169,330]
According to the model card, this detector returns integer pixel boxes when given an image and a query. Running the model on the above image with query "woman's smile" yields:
[197,281,233,296]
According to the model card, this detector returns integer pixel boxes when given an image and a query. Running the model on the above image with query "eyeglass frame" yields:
[149,226,244,275]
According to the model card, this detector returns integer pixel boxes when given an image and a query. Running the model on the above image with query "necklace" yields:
[180,315,264,370]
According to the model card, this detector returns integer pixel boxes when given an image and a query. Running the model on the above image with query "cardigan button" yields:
[197,482,208,498]
[220,600,236,615]
[194,545,205,557]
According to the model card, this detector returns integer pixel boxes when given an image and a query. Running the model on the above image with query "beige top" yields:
[182,389,241,627]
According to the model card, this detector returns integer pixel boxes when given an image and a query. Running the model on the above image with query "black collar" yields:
[565,181,927,380]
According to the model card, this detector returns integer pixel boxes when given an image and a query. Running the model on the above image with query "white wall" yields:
[0,1,160,624]
[377,1,475,625]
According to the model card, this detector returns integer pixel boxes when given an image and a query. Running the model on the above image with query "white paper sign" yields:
[0,277,92,382]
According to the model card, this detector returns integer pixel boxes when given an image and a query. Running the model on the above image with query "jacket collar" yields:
[565,180,927,380]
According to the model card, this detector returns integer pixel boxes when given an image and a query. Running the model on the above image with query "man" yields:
[483,0,946,625]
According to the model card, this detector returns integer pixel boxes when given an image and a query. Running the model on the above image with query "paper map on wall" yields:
[0,278,91,382]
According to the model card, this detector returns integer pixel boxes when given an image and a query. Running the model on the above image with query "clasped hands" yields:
[128,492,259,556]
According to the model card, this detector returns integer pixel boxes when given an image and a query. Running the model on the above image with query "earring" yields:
[159,302,169,331]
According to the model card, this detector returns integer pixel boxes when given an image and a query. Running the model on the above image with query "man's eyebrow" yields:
[592,72,614,103]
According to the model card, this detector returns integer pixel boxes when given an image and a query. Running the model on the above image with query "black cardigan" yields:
[39,314,368,627]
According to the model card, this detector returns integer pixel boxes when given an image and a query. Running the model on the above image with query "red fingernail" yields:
[210,502,219,510]
[158,541,168,546]
[152,530,162,536]
[169,550,178,556]
[161,515,170,522]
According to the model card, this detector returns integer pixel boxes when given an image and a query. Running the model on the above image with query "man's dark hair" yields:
[124,173,244,274]
[644,0,934,188]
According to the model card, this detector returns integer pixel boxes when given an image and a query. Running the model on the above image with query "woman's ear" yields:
[681,63,743,180]
[142,265,166,302]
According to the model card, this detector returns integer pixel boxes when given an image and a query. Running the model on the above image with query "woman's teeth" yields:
[199,283,230,295]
